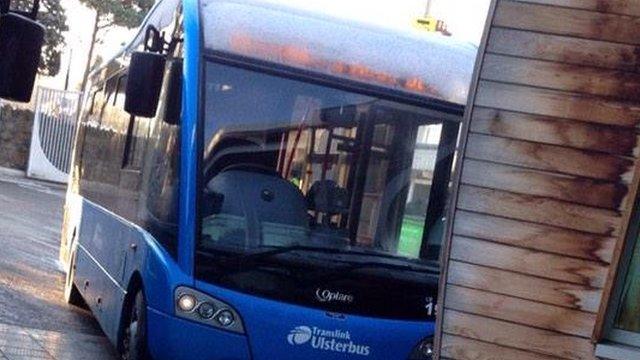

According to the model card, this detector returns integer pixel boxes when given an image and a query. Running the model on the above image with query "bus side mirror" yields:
[0,12,45,102]
[125,51,166,118]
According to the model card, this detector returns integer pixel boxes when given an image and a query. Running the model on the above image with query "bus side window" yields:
[122,117,150,170]
[77,72,127,208]
[87,85,105,125]
[113,74,127,107]
[88,90,98,115]
[122,115,137,169]
[139,57,183,256]
[100,76,120,127]
[120,72,150,171]
[76,83,102,182]
[79,81,107,186]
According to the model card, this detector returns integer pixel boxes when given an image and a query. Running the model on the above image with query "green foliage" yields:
[79,0,154,29]
[12,0,68,76]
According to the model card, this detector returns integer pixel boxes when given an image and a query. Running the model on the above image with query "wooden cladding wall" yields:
[438,0,640,359]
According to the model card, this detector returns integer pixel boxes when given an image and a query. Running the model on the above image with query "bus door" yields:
[281,102,458,261]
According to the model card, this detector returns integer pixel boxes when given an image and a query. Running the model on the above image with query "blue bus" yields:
[59,0,475,359]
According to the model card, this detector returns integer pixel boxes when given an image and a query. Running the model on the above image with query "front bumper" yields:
[146,307,252,360]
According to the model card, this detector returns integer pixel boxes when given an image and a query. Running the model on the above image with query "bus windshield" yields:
[197,61,457,320]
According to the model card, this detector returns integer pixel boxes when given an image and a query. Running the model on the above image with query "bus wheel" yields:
[64,252,83,306]
[121,290,150,360]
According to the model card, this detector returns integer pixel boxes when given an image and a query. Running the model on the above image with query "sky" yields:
[40,0,492,91]
[273,0,491,43]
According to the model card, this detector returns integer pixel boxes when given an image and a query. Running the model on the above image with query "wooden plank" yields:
[447,261,602,312]
[441,334,563,360]
[487,28,640,73]
[458,185,621,235]
[437,0,640,354]
[450,236,609,287]
[443,310,597,359]
[481,53,640,101]
[461,159,628,210]
[494,1,640,45]
[453,211,615,262]
[512,0,640,16]
[470,107,639,156]
[594,126,640,341]
[475,81,640,128]
[445,285,597,337]
[466,133,634,183]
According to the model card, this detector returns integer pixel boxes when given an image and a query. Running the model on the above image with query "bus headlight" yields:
[197,302,216,319]
[174,286,244,334]
[216,309,235,327]
[408,337,434,360]
[177,294,197,312]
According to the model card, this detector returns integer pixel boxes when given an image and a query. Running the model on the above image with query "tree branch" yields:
[40,1,51,12]
[97,20,114,30]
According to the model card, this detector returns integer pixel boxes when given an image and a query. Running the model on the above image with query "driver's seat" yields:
[202,166,309,248]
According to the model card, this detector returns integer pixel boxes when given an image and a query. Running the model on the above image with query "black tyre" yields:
[64,252,84,306]
[120,290,150,360]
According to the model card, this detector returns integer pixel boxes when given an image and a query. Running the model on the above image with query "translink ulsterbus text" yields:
[288,325,371,356]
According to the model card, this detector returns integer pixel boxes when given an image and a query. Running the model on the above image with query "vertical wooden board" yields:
[487,28,640,73]
[453,211,616,262]
[475,81,640,127]
[450,236,609,287]
[457,185,621,236]
[443,310,597,359]
[481,53,640,101]
[470,107,639,156]
[511,0,640,16]
[494,1,640,45]
[461,159,628,209]
[466,133,634,183]
[447,261,602,312]
[445,285,597,337]
[441,334,564,360]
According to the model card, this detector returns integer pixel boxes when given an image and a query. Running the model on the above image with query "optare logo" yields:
[287,326,313,345]
[315,288,354,304]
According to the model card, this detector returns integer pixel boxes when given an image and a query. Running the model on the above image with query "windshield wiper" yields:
[198,245,437,278]
[196,246,334,276]
[224,245,436,272]
[229,245,408,264]
[336,260,438,275]
[196,245,338,266]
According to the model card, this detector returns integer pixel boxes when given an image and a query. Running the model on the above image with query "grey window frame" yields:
[603,194,640,347]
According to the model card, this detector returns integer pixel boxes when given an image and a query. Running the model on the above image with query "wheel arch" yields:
[117,270,145,354]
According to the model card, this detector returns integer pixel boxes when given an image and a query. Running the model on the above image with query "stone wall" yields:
[0,104,34,171]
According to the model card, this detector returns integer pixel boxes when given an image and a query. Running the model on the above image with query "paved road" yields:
[0,173,117,360]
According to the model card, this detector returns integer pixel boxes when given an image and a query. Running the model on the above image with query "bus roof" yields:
[200,0,477,105]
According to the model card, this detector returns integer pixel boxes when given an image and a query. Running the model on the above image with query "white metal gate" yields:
[27,87,82,183]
